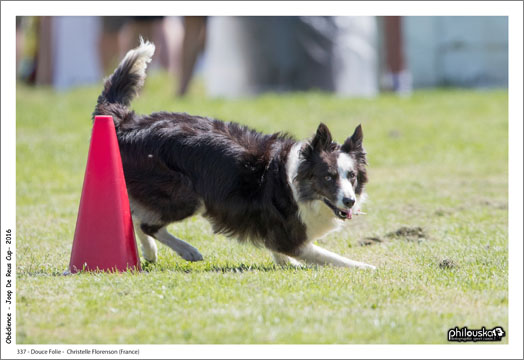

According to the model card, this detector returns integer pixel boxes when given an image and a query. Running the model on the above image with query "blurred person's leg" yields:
[99,17,129,75]
[162,17,184,77]
[384,16,411,95]
[16,17,24,75]
[152,18,169,69]
[121,16,155,46]
[120,17,167,69]
[35,16,53,85]
[178,16,207,96]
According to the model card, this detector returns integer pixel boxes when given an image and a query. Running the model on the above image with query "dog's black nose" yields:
[343,197,355,208]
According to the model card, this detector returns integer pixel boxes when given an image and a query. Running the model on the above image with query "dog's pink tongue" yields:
[347,209,353,219]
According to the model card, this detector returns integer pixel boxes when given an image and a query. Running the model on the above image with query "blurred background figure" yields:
[16,16,508,96]
[382,16,412,95]
[119,16,171,72]
[204,16,379,98]
[16,16,181,89]
[99,16,130,74]
[99,16,184,76]
[178,16,207,96]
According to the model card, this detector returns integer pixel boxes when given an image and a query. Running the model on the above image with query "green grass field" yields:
[16,74,508,344]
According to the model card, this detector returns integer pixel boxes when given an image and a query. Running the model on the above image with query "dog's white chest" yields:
[298,200,343,241]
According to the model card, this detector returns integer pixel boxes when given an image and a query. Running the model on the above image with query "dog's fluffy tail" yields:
[93,38,155,123]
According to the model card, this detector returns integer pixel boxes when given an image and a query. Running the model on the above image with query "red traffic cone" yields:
[69,115,140,273]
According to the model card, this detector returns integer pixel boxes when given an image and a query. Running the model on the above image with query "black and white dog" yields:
[93,40,375,270]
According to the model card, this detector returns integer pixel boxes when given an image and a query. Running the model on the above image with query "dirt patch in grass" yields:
[439,259,457,269]
[358,237,383,246]
[360,226,428,246]
[386,226,427,241]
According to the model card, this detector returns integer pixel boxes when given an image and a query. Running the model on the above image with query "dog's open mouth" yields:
[323,199,353,220]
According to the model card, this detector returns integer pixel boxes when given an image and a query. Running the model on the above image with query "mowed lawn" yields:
[16,74,508,344]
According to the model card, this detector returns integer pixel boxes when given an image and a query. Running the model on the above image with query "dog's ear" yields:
[341,124,363,153]
[311,123,333,151]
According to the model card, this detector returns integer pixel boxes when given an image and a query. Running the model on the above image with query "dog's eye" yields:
[324,175,333,182]
[348,171,356,179]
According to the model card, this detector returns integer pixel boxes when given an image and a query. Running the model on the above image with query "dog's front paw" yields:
[178,247,204,262]
[141,244,158,263]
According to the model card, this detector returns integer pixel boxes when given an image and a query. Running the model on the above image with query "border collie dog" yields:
[93,40,375,270]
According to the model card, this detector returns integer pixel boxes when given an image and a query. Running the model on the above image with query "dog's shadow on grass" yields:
[141,261,311,273]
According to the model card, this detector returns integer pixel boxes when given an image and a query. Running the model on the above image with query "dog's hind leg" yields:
[142,224,203,262]
[294,244,376,270]
[272,251,303,268]
[134,220,158,262]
